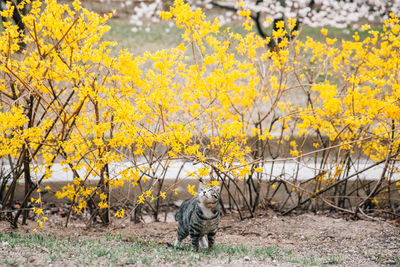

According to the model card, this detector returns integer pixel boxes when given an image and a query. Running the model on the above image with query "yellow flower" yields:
[115,209,125,218]
[326,38,337,45]
[98,201,108,209]
[160,191,166,199]
[187,184,196,196]
[236,0,244,8]
[361,24,371,31]
[100,193,107,201]
[35,208,43,215]
[237,9,250,18]
[275,20,285,29]
[254,167,263,173]
[145,190,152,197]
[198,167,209,177]
[137,195,145,204]
[205,181,220,187]
[287,18,297,30]
[352,31,360,41]
[159,11,172,20]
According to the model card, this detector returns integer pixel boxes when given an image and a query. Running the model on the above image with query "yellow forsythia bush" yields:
[0,0,399,227]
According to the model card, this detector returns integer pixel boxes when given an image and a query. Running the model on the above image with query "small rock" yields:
[58,211,66,217]
[384,260,396,265]
[244,256,250,261]
[28,256,37,263]
[50,207,59,214]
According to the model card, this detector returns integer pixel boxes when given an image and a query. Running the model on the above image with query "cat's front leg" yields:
[207,232,216,250]
[189,232,200,250]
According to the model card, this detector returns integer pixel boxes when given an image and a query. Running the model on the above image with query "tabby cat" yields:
[174,183,220,250]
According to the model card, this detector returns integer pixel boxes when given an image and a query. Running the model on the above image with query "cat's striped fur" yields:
[174,184,220,250]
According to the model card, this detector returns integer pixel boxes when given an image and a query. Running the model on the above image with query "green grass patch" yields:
[104,19,184,55]
[0,232,342,266]
[323,255,343,265]
[103,18,382,56]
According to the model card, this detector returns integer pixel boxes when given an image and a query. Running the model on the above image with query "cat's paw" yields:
[173,237,180,247]
[200,236,208,249]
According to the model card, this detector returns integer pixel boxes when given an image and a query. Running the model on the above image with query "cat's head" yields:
[197,183,220,209]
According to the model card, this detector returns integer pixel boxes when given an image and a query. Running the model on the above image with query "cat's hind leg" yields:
[174,235,187,247]
[174,227,188,247]
[174,236,181,247]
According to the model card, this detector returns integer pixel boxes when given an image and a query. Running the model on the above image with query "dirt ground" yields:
[121,212,400,266]
[1,210,399,266]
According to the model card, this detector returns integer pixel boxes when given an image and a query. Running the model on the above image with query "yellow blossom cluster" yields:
[295,14,400,162]
[1,0,399,226]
